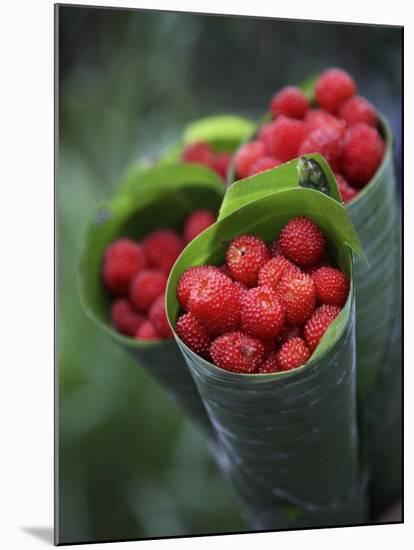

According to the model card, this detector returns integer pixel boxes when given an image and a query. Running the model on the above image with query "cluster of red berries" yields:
[103,209,216,340]
[235,68,385,203]
[181,141,232,181]
[175,217,349,374]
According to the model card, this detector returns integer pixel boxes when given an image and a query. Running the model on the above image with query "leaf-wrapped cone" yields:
[166,166,367,529]
[79,163,224,436]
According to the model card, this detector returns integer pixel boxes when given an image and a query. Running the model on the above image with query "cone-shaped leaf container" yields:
[79,163,225,437]
[166,156,368,529]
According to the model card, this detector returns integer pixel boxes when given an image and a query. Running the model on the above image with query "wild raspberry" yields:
[304,304,341,351]
[258,256,299,290]
[276,324,303,347]
[111,299,145,337]
[315,68,356,114]
[270,86,309,119]
[183,209,216,244]
[261,116,305,162]
[176,312,211,358]
[210,331,265,374]
[102,239,146,295]
[304,109,345,135]
[311,267,349,307]
[226,235,270,286]
[176,266,219,310]
[339,95,377,128]
[130,269,167,312]
[235,140,266,179]
[148,294,173,338]
[213,152,232,180]
[279,217,326,267]
[182,141,215,167]
[299,127,343,172]
[143,229,184,273]
[269,239,283,257]
[277,337,310,371]
[342,123,385,186]
[188,270,241,335]
[302,258,331,275]
[240,287,285,339]
[276,272,316,325]
[135,320,159,341]
[247,156,281,176]
[335,173,358,204]
[258,352,280,374]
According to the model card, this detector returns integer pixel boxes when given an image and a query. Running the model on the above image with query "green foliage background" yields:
[58,5,402,544]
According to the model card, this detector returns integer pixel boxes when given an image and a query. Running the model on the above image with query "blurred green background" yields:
[57,5,402,544]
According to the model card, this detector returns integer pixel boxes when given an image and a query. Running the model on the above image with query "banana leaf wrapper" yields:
[166,157,368,529]
[79,163,225,437]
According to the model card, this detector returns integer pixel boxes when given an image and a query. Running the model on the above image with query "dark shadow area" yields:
[22,527,54,545]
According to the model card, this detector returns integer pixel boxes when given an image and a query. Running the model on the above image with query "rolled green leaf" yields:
[79,163,224,436]
[166,158,367,529]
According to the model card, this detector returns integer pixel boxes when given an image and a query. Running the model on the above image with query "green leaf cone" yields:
[166,160,367,529]
[78,163,225,437]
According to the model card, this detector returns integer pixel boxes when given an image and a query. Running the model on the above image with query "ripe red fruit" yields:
[102,238,146,295]
[176,312,211,358]
[279,217,326,267]
[240,286,285,339]
[235,140,266,179]
[143,229,184,273]
[258,352,280,374]
[183,209,216,243]
[276,324,303,347]
[247,156,281,176]
[187,270,241,335]
[213,152,232,180]
[339,95,377,128]
[277,337,310,371]
[335,173,358,204]
[130,269,167,312]
[276,271,316,325]
[148,294,173,338]
[258,256,300,290]
[302,258,331,275]
[315,68,356,114]
[342,123,385,186]
[269,238,283,257]
[311,267,349,307]
[210,331,265,374]
[304,109,345,135]
[176,265,219,310]
[299,127,343,172]
[260,116,306,162]
[304,304,341,351]
[182,141,215,167]
[111,299,145,337]
[226,235,270,286]
[135,320,159,341]
[270,86,309,119]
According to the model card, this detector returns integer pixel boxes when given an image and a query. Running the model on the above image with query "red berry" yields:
[276,324,303,347]
[339,96,377,128]
[342,123,385,186]
[315,68,356,113]
[270,86,309,119]
[304,304,341,351]
[235,140,266,179]
[130,269,167,312]
[143,229,184,273]
[276,271,316,325]
[258,256,300,290]
[148,294,173,338]
[226,235,270,286]
[176,266,219,310]
[183,209,216,243]
[269,239,283,257]
[240,286,285,339]
[261,116,305,162]
[182,141,215,167]
[102,239,146,295]
[135,320,159,341]
[176,312,211,358]
[335,173,358,204]
[304,109,345,135]
[299,127,343,172]
[213,152,232,180]
[188,270,241,335]
[277,337,310,371]
[279,217,326,267]
[111,299,145,337]
[311,267,349,307]
[302,258,331,275]
[258,352,280,374]
[210,331,265,374]
[247,156,282,176]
